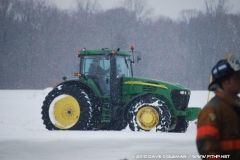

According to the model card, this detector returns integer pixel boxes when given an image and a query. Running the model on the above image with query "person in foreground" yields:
[196,53,240,159]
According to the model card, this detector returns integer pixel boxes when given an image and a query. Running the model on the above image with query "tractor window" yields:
[116,56,132,77]
[80,56,110,75]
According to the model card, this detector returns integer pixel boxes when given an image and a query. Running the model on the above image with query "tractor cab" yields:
[78,49,133,95]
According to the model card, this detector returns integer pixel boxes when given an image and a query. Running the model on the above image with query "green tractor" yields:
[41,46,200,132]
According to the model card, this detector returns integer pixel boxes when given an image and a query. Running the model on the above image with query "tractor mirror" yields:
[137,55,141,63]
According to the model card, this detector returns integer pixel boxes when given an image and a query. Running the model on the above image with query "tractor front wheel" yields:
[169,116,189,133]
[127,96,171,132]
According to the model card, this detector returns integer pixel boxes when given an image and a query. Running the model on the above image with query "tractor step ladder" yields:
[101,103,111,122]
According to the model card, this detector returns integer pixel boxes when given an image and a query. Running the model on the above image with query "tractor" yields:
[41,46,201,132]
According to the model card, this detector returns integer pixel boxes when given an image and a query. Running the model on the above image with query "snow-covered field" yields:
[0,89,215,160]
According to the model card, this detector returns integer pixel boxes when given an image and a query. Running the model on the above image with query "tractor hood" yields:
[123,77,190,92]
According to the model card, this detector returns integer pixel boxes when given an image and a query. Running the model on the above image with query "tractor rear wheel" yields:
[127,96,171,132]
[41,84,92,130]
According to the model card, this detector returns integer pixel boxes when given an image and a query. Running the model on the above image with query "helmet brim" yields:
[208,79,219,91]
[208,70,240,91]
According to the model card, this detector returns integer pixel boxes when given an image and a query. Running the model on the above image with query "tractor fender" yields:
[55,80,99,103]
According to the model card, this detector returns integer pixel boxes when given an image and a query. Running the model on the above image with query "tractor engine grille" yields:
[170,90,190,111]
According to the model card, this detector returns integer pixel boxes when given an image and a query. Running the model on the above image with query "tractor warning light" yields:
[74,73,81,77]
[111,50,115,54]
[130,44,134,50]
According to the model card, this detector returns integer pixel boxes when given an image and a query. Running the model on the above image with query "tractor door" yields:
[116,56,132,78]
[110,56,132,98]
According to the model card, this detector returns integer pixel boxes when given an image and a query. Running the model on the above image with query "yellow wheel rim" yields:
[136,106,159,130]
[49,95,80,129]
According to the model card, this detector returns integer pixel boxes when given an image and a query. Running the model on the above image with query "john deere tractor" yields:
[41,46,200,132]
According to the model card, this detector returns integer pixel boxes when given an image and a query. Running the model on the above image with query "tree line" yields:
[0,0,239,90]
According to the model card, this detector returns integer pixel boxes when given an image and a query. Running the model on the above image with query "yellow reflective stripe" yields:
[125,81,168,89]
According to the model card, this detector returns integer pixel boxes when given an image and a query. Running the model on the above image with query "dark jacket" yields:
[89,64,107,77]
[196,89,240,160]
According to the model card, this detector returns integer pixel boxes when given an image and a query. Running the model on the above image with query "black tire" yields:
[87,98,102,130]
[127,96,171,132]
[41,84,92,130]
[169,116,189,133]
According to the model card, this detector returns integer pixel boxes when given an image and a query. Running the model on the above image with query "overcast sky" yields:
[48,0,240,19]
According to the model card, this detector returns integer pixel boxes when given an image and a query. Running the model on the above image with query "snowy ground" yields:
[0,89,215,160]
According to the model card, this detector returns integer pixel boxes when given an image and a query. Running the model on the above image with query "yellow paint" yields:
[125,81,168,89]
[207,75,212,103]
[136,106,160,130]
[53,95,80,129]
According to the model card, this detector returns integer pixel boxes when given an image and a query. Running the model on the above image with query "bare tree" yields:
[205,0,232,16]
[0,0,14,55]
[120,0,153,22]
[179,9,201,23]
[76,0,101,14]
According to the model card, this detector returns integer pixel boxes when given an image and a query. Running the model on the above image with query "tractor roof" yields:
[78,49,132,56]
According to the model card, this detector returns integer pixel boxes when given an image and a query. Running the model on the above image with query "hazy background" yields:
[0,0,240,90]
[48,0,240,19]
